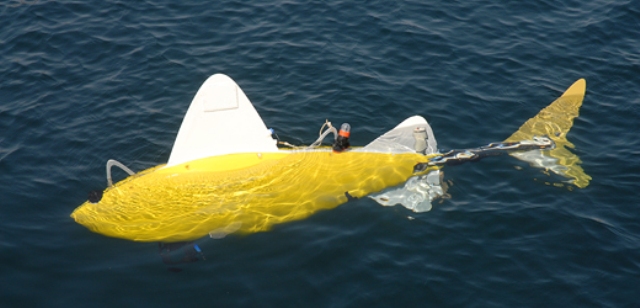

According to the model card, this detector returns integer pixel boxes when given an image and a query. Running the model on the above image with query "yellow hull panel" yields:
[71,151,438,242]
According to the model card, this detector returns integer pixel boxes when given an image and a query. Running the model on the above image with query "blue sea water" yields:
[1,0,639,306]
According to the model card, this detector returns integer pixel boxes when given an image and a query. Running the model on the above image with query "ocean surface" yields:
[1,0,639,306]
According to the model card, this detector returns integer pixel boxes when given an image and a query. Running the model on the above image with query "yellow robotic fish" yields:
[71,75,590,242]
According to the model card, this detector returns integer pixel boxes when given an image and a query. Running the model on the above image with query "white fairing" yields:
[360,116,437,154]
[364,116,445,213]
[167,74,278,167]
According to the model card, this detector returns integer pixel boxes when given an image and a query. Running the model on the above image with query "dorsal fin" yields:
[167,74,277,167]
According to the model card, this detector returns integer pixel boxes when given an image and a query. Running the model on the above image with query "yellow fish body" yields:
[71,75,590,242]
[71,151,438,242]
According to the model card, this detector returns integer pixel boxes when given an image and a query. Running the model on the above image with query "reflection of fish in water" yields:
[71,75,590,243]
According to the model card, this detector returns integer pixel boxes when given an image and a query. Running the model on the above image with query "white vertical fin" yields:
[167,74,278,167]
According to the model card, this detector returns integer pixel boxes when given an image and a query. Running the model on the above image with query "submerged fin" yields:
[368,170,443,213]
[506,79,591,188]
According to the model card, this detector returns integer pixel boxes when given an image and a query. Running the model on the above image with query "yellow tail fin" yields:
[506,79,591,188]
